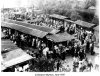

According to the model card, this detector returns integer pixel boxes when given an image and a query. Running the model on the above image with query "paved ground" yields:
[53,44,99,72]
[56,52,99,72]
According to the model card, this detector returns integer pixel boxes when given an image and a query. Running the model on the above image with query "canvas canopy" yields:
[46,32,75,42]
[1,63,6,71]
[1,22,48,38]
[74,20,95,28]
[1,39,19,51]
[93,26,99,32]
[49,14,68,20]
[1,49,33,68]
[5,19,59,34]
[1,32,6,38]
[64,19,75,23]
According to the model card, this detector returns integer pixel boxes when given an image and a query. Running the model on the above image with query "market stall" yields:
[3,19,60,34]
[74,20,96,30]
[46,32,75,43]
[1,22,48,38]
[1,48,33,71]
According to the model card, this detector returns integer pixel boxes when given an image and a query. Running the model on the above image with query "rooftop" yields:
[74,20,95,28]
[49,14,68,20]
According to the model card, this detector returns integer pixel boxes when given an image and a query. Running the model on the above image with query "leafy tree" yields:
[70,10,83,21]
[35,0,97,22]
[84,0,96,9]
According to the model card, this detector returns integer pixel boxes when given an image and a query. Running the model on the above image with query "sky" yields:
[1,0,85,8]
[1,0,40,8]
[1,0,99,16]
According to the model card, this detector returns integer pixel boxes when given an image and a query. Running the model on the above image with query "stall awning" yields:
[93,26,99,32]
[1,22,48,38]
[74,20,95,28]
[1,63,6,71]
[1,55,6,71]
[2,49,33,68]
[46,32,75,42]
[5,19,60,34]
[49,14,68,20]
[64,19,75,23]
[1,39,19,51]
[1,32,6,38]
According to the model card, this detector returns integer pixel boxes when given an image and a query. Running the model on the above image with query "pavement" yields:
[55,52,99,72]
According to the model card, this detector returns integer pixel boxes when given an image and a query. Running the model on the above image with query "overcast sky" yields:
[1,0,41,8]
[1,0,99,16]
[1,0,86,8]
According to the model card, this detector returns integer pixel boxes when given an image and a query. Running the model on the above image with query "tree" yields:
[70,10,83,21]
[84,0,96,9]
[35,0,96,22]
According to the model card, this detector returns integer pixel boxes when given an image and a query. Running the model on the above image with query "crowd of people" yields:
[1,12,98,72]
[2,25,97,72]
[2,27,72,60]
[6,13,66,31]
